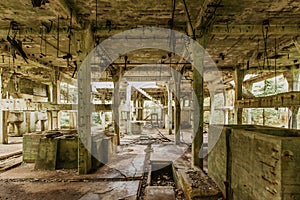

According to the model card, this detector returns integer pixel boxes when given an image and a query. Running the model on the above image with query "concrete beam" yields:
[0,99,112,111]
[236,92,300,108]
[234,68,244,124]
[211,24,300,35]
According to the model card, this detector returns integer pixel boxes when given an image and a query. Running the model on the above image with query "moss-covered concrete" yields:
[23,133,44,163]
[208,125,300,200]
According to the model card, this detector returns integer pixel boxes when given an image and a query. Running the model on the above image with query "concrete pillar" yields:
[51,72,60,103]
[163,91,168,129]
[40,120,46,131]
[0,111,8,144]
[137,97,143,121]
[27,112,36,132]
[234,68,244,124]
[126,83,132,134]
[209,92,215,124]
[69,112,77,129]
[48,111,59,130]
[173,72,182,144]
[288,107,299,129]
[285,66,300,92]
[100,112,106,131]
[244,83,253,125]
[0,69,8,144]
[247,109,252,124]
[223,91,229,124]
[167,83,173,135]
[191,37,205,169]
[78,58,92,174]
[113,80,120,145]
[47,111,52,130]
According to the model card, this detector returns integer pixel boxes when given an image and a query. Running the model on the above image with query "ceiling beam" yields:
[211,24,300,35]
[236,92,300,108]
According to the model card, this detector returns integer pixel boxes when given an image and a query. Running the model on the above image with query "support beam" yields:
[0,70,8,144]
[126,83,132,134]
[191,34,206,169]
[167,84,173,135]
[288,107,299,129]
[211,24,300,35]
[69,112,77,129]
[236,92,300,108]
[284,66,300,92]
[173,73,182,145]
[223,91,229,124]
[113,78,120,145]
[0,100,112,112]
[137,97,143,121]
[78,58,92,174]
[234,68,244,124]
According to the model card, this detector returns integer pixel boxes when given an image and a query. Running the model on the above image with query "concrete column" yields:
[51,71,61,103]
[100,112,106,131]
[223,91,229,124]
[47,111,52,130]
[69,112,76,129]
[50,111,59,130]
[48,74,61,130]
[288,107,299,129]
[0,111,8,144]
[26,112,31,133]
[244,83,253,125]
[0,69,8,144]
[234,68,244,124]
[191,37,205,169]
[173,72,182,144]
[163,91,168,129]
[285,66,300,92]
[209,92,215,124]
[113,80,120,145]
[167,84,173,135]
[40,120,46,131]
[137,97,143,121]
[78,58,92,174]
[126,83,132,134]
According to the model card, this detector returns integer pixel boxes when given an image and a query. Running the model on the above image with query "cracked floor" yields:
[0,128,194,200]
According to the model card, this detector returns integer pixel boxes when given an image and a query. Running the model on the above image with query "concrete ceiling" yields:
[0,0,299,98]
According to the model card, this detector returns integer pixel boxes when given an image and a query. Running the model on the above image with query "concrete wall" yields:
[208,125,300,200]
[282,139,300,199]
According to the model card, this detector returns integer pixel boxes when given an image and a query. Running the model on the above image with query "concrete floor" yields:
[0,137,22,159]
[0,128,217,200]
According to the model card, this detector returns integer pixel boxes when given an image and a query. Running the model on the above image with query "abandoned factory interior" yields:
[0,0,300,199]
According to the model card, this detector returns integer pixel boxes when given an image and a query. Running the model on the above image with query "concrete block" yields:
[208,125,300,200]
[56,136,78,169]
[35,137,58,170]
[23,133,44,162]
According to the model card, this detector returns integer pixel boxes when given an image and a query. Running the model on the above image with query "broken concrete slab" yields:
[144,186,175,200]
[79,181,140,200]
[150,144,188,165]
[175,169,222,200]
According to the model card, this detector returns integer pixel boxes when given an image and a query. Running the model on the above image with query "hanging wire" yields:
[262,23,270,70]
[95,0,98,29]
[274,37,277,93]
[257,39,261,70]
